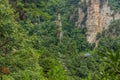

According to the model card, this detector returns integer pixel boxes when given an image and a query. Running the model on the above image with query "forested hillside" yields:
[0,0,120,80]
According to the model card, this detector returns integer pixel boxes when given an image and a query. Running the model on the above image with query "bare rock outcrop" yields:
[86,0,120,43]
[75,7,85,28]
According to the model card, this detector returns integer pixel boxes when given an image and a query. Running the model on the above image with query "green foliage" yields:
[108,0,120,11]
[0,0,18,55]
[0,49,47,80]
[38,51,72,80]
[63,53,101,79]
[100,50,120,76]
[98,20,120,51]
[93,49,120,80]
[1,0,120,80]
[2,75,15,80]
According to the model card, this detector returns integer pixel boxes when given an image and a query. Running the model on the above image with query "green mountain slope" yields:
[0,0,120,80]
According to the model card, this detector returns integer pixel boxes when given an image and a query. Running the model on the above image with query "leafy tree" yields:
[38,50,72,80]
[0,0,18,55]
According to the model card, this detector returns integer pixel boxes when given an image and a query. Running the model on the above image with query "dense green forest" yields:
[0,0,120,80]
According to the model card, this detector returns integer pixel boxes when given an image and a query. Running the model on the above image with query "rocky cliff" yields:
[76,0,120,43]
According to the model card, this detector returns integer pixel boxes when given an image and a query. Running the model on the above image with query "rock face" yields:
[86,0,101,43]
[75,0,120,43]
[75,7,85,28]
[85,0,120,43]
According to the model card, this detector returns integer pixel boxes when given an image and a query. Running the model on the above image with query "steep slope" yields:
[75,0,120,43]
[86,0,120,43]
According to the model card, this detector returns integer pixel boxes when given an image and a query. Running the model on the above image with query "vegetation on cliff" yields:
[0,0,120,80]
